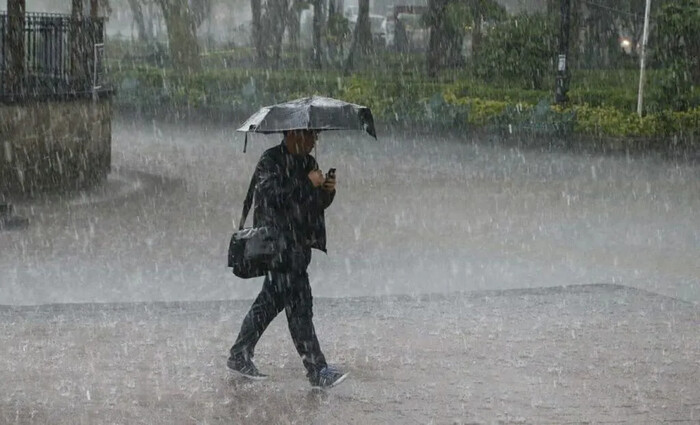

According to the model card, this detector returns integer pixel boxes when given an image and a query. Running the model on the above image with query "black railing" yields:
[0,11,106,100]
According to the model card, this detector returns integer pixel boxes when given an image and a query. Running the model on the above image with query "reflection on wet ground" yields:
[1,285,698,423]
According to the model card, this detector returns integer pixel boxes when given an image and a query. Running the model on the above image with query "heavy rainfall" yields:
[1,0,699,423]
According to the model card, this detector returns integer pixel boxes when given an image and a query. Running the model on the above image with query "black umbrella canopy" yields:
[237,96,377,139]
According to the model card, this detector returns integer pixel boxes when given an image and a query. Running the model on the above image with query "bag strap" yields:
[238,169,257,230]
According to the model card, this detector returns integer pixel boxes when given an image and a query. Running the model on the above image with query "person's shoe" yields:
[227,356,268,381]
[309,366,349,389]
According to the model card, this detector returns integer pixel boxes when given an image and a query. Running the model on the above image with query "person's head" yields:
[284,129,318,155]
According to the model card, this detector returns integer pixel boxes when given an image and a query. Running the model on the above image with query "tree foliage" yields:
[654,0,700,81]
[650,0,700,110]
[549,0,654,70]
[154,0,201,71]
[475,13,556,90]
[426,0,505,76]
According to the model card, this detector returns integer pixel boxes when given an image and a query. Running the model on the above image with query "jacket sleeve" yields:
[320,187,335,210]
[256,153,324,211]
[310,157,334,210]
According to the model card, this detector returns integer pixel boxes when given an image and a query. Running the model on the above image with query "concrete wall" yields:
[0,98,111,195]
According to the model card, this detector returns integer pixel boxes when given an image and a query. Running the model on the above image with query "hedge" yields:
[110,67,700,141]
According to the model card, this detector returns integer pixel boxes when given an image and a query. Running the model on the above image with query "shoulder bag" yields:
[227,171,284,278]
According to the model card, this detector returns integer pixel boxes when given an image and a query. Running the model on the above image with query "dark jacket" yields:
[252,141,334,253]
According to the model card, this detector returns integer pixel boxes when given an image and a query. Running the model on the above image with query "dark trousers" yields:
[230,248,327,375]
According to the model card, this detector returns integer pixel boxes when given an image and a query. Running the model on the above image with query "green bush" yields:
[565,105,700,138]
[109,66,700,141]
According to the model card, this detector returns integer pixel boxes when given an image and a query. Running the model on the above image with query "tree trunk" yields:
[356,0,372,53]
[312,0,324,68]
[445,0,464,67]
[156,0,201,71]
[427,0,449,77]
[569,0,583,71]
[327,0,336,60]
[250,0,267,64]
[287,0,300,55]
[471,13,481,62]
[126,0,149,41]
[6,0,25,95]
[271,0,289,68]
[344,0,372,72]
[448,31,464,67]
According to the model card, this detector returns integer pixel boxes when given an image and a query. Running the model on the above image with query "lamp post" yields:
[636,0,652,117]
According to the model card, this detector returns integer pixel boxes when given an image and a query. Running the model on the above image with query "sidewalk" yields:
[1,284,698,424]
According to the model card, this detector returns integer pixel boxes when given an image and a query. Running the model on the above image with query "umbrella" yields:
[237,96,376,152]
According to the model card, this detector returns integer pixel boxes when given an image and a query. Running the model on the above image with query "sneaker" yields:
[309,366,349,389]
[227,356,268,381]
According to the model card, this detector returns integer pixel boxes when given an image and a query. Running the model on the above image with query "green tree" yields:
[345,0,372,72]
[427,0,449,77]
[155,0,201,71]
[573,0,653,69]
[426,0,505,76]
[650,0,700,110]
[655,0,700,83]
[476,13,556,90]
[268,0,290,68]
[460,0,506,62]
[325,2,351,64]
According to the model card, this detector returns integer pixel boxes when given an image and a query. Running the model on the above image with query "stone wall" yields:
[0,98,111,195]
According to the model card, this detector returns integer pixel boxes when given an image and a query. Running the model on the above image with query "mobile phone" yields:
[327,168,336,179]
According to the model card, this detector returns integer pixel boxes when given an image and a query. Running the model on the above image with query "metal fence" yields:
[0,11,105,99]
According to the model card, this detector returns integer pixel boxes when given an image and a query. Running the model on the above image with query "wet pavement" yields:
[1,118,700,423]
[1,284,698,424]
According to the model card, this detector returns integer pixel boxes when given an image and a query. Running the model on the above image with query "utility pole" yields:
[555,0,571,105]
[637,0,652,117]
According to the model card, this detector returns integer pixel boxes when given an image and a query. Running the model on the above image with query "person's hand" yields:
[308,169,324,187]
[322,174,336,192]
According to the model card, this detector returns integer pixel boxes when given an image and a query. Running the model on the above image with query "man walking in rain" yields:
[228,129,348,389]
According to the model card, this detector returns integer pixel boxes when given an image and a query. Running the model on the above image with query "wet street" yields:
[1,118,699,304]
[1,119,699,423]
[2,285,699,424]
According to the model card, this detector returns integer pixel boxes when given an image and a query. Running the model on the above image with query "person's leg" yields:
[230,273,284,361]
[284,268,328,376]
